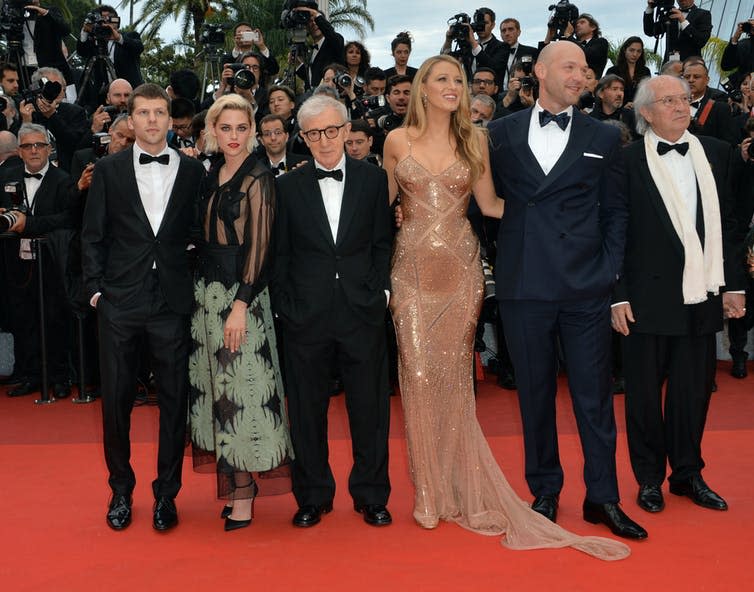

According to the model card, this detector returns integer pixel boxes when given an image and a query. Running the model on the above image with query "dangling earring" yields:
[421,93,428,107]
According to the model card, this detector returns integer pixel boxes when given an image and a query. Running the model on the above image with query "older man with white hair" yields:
[612,75,744,515]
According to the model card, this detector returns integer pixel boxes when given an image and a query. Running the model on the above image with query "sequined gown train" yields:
[389,152,629,560]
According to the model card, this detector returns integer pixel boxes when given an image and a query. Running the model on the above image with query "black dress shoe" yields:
[354,503,392,526]
[292,503,333,528]
[106,494,132,530]
[583,500,648,539]
[220,505,233,519]
[669,475,728,510]
[7,381,39,397]
[224,517,252,531]
[153,497,178,531]
[531,495,559,522]
[0,373,26,386]
[53,383,71,399]
[731,358,748,379]
[637,484,665,513]
[496,371,517,390]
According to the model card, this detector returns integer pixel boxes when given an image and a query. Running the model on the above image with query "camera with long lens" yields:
[548,1,579,39]
[84,10,120,42]
[225,63,256,91]
[281,0,318,44]
[333,72,352,89]
[520,76,536,92]
[720,77,744,103]
[92,132,111,159]
[200,22,229,46]
[578,91,595,110]
[20,77,62,108]
[377,112,404,133]
[449,13,472,45]
[0,0,31,44]
[0,181,27,234]
[359,94,387,120]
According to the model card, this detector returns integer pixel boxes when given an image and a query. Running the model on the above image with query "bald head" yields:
[537,40,584,68]
[534,41,588,113]
[0,130,18,163]
[107,78,132,110]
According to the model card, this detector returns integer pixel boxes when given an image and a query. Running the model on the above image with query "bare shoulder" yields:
[383,127,411,163]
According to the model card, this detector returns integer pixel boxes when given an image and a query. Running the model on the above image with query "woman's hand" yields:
[223,300,248,353]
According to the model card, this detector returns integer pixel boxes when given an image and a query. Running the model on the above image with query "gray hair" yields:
[32,67,66,86]
[0,129,18,154]
[471,93,496,111]
[311,84,339,100]
[297,94,349,129]
[595,74,625,95]
[18,123,50,142]
[111,113,129,129]
[633,75,690,136]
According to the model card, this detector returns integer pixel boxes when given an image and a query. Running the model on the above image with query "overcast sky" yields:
[152,1,740,73]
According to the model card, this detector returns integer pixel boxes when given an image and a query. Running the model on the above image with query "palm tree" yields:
[125,0,235,46]
[327,0,374,39]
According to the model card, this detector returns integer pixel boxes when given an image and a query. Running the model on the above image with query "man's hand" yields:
[741,138,753,163]
[105,23,122,42]
[723,292,746,319]
[669,8,686,23]
[91,105,111,134]
[19,100,34,123]
[35,96,57,119]
[611,302,635,336]
[24,5,49,17]
[8,211,27,233]
[78,163,95,191]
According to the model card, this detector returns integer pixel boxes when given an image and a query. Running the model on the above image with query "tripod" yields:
[76,43,117,107]
[198,45,225,102]
[2,40,31,89]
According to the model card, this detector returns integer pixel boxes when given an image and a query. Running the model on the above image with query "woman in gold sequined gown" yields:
[382,55,629,560]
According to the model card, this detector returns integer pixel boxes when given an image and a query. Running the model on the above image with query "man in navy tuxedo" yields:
[488,41,647,539]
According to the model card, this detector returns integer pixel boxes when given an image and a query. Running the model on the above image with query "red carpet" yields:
[1,365,752,591]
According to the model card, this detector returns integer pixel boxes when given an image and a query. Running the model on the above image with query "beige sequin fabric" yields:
[390,155,630,560]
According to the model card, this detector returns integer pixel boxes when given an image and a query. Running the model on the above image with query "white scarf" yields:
[643,129,724,304]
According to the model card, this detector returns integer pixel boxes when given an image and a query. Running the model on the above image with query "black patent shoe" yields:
[106,494,132,530]
[220,505,233,519]
[224,517,252,531]
[153,497,178,531]
[292,503,333,528]
[354,503,392,526]
[669,475,728,511]
[531,494,559,522]
[637,484,665,513]
[583,500,648,539]
[731,358,748,379]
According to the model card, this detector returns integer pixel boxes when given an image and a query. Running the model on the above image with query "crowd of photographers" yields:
[2,0,754,398]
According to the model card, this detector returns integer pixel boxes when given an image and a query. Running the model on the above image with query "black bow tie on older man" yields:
[139,153,170,165]
[657,141,689,156]
[24,172,43,179]
[315,168,343,182]
[539,110,571,131]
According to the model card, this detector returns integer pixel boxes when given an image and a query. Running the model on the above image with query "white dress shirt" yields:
[528,101,573,175]
[24,162,50,213]
[647,130,697,224]
[132,143,180,236]
[316,154,346,243]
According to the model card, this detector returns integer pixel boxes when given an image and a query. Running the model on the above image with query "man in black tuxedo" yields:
[721,20,754,84]
[293,5,344,90]
[81,84,205,532]
[13,0,72,87]
[257,114,306,176]
[77,5,144,91]
[612,75,744,514]
[488,41,647,539]
[441,7,507,83]
[683,62,740,146]
[499,17,538,91]
[1,123,76,398]
[271,94,392,529]
[644,0,712,62]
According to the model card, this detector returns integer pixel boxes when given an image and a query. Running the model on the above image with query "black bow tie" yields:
[690,100,701,109]
[24,172,43,179]
[315,168,343,182]
[539,110,570,131]
[271,162,286,177]
[657,141,689,156]
[139,153,170,165]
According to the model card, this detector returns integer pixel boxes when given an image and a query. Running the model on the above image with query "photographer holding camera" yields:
[0,0,72,88]
[441,8,507,84]
[290,2,345,90]
[643,0,712,62]
[721,20,754,85]
[211,51,266,120]
[500,58,536,113]
[77,5,144,99]
[222,22,280,81]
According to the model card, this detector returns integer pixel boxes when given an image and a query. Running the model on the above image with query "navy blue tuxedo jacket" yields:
[488,108,628,301]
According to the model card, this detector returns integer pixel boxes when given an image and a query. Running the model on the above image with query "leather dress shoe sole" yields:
[531,495,559,522]
[583,500,648,540]
[669,478,728,511]
[292,503,333,528]
[354,503,392,526]
[153,497,178,531]
[106,494,133,531]
[637,485,665,513]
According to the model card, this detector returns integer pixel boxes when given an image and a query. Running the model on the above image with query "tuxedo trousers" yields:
[500,296,620,504]
[97,270,190,499]
[283,284,391,508]
[622,332,716,486]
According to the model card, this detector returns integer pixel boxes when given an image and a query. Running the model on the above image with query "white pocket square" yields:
[583,152,604,159]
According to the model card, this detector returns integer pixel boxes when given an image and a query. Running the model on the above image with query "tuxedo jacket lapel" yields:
[157,154,192,236]
[537,112,597,195]
[506,109,545,182]
[336,158,361,246]
[299,162,335,248]
[120,147,153,236]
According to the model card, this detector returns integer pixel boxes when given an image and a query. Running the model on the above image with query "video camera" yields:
[92,132,111,159]
[548,1,579,39]
[0,0,31,44]
[225,63,256,91]
[84,10,120,42]
[201,22,230,47]
[280,0,318,45]
[20,77,62,107]
[448,13,486,46]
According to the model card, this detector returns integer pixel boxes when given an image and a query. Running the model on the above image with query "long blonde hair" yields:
[404,55,485,183]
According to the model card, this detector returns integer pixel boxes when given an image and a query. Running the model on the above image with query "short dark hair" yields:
[391,32,412,53]
[98,4,118,17]
[191,110,207,139]
[596,74,625,95]
[259,113,287,131]
[473,67,497,85]
[267,85,295,103]
[578,13,601,38]
[128,83,171,115]
[171,97,195,120]
[349,119,373,137]
[502,17,521,30]
[0,62,18,77]
[169,69,200,100]
[386,74,412,94]
[364,67,386,84]
[475,7,495,22]
[234,22,252,34]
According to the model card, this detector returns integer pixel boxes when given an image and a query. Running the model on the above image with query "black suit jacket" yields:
[721,38,754,85]
[80,147,205,315]
[474,35,508,86]
[260,151,308,176]
[296,15,345,89]
[271,157,391,330]
[76,30,144,88]
[643,6,712,62]
[32,102,89,173]
[689,92,740,146]
[614,136,743,336]
[579,37,609,78]
[31,7,72,83]
[499,43,537,89]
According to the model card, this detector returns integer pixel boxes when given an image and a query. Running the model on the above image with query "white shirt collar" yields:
[24,162,50,178]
